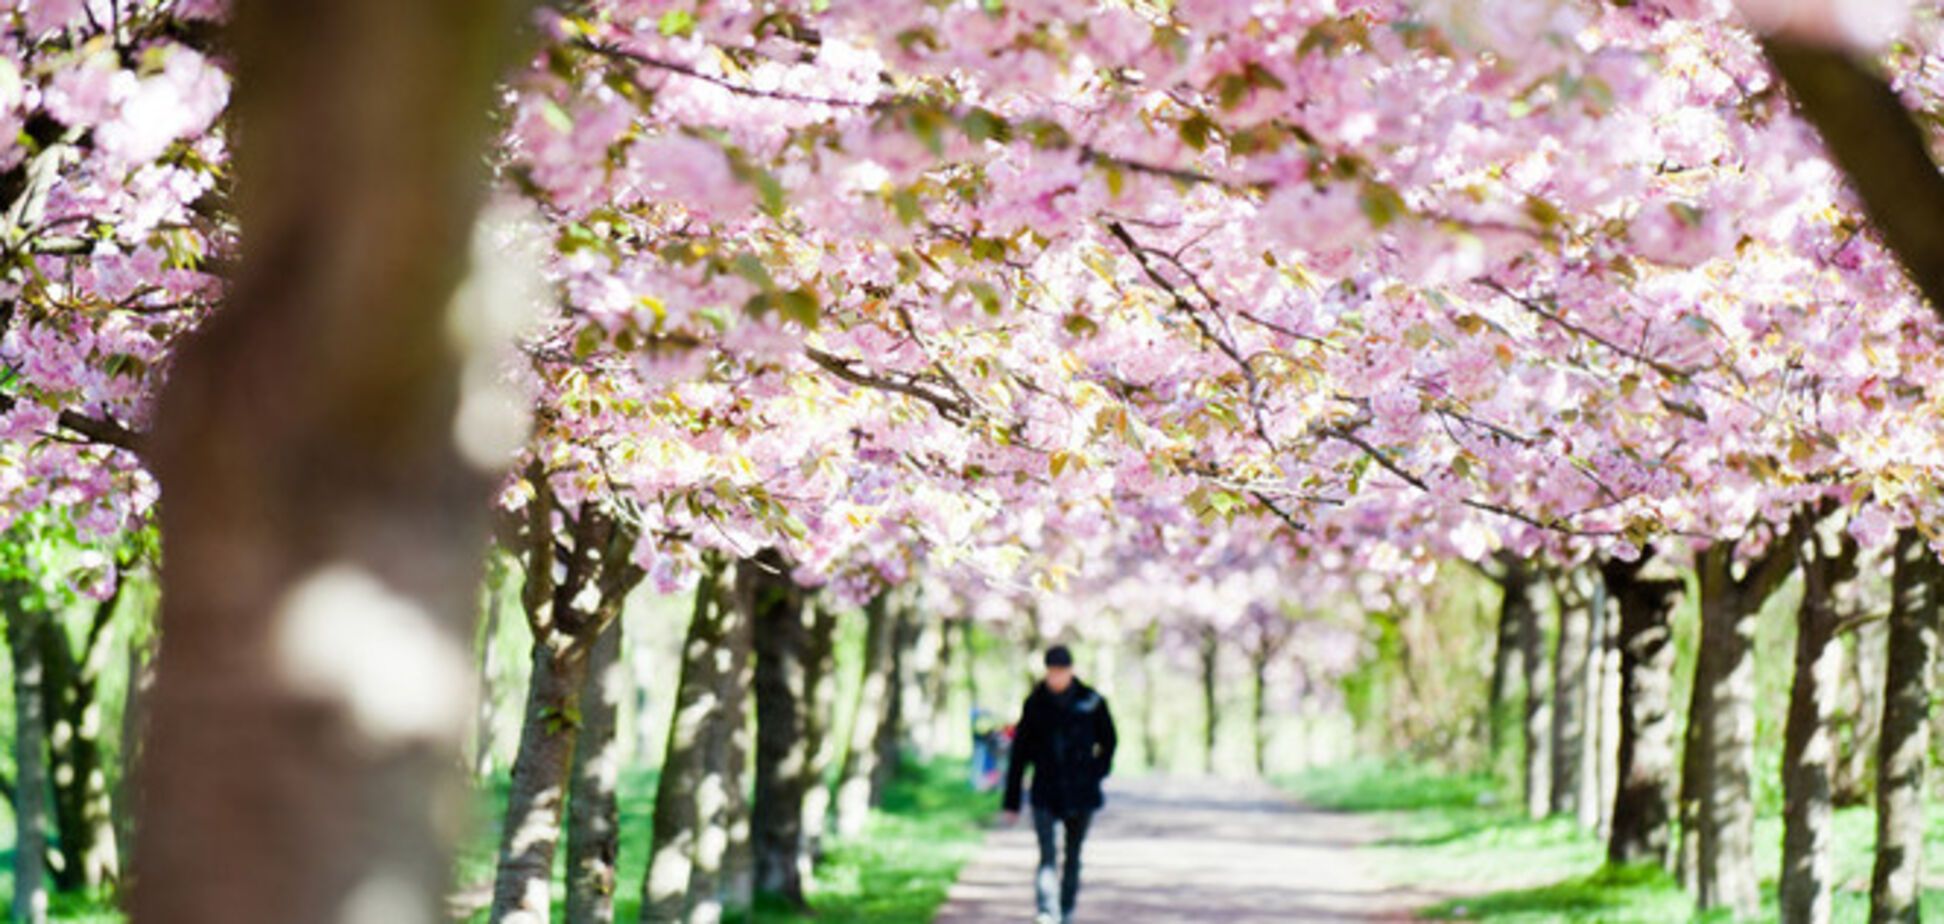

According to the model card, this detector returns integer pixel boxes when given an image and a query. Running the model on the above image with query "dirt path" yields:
[932,775,1446,923]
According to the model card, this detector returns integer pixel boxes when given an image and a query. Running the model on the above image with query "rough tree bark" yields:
[7,586,48,924]
[799,602,839,871]
[566,616,626,924]
[1835,625,1885,806]
[1871,529,1942,924]
[691,568,754,922]
[1679,530,1797,916]
[1600,553,1682,868]
[834,591,896,838]
[640,561,729,923]
[136,2,529,921]
[39,576,125,891]
[491,501,642,924]
[748,552,812,909]
[1551,568,1595,819]
[1781,510,1858,924]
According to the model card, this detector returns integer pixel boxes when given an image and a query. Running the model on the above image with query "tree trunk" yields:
[1836,625,1886,806]
[1551,568,1594,819]
[490,632,593,921]
[892,604,940,760]
[114,633,155,883]
[1200,626,1220,775]
[1585,575,1617,834]
[474,568,507,778]
[1601,556,1681,867]
[490,505,640,924]
[688,567,754,923]
[1782,515,1856,924]
[1252,648,1270,777]
[1871,529,1941,924]
[1139,624,1161,771]
[799,603,839,871]
[567,616,626,924]
[134,2,527,921]
[640,563,728,924]
[39,583,124,891]
[1680,535,1795,916]
[1508,563,1552,820]
[834,592,895,839]
[1487,584,1524,770]
[748,553,810,908]
[873,600,915,795]
[7,589,49,924]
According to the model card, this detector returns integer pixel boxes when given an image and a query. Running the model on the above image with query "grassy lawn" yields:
[1284,761,1944,923]
[7,757,991,923]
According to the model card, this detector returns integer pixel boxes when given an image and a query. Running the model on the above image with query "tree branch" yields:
[1763,39,1944,317]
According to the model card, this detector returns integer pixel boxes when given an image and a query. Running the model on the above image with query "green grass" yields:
[453,758,989,923]
[9,757,990,923]
[752,759,994,923]
[1283,761,1944,923]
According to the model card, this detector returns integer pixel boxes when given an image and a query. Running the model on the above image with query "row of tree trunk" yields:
[1490,512,1944,923]
[2,559,145,924]
[483,543,944,924]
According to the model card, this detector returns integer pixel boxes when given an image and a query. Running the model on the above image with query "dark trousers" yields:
[1032,806,1092,918]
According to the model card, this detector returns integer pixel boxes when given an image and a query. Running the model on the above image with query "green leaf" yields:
[966,281,1003,315]
[657,9,696,37]
[962,107,1013,144]
[1178,113,1216,152]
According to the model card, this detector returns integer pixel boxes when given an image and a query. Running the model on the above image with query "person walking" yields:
[1002,645,1118,924]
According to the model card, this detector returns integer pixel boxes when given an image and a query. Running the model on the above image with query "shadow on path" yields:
[932,776,1441,923]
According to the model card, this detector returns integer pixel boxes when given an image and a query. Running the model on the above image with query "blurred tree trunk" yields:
[1679,533,1796,916]
[897,605,942,760]
[931,615,957,753]
[473,562,507,778]
[491,502,641,924]
[566,616,626,924]
[7,585,48,924]
[749,552,811,909]
[1871,529,1942,924]
[1503,560,1552,820]
[40,577,125,891]
[873,600,915,793]
[1551,568,1594,819]
[1139,624,1161,771]
[113,632,154,882]
[1587,576,1620,836]
[799,602,839,871]
[1602,555,1681,867]
[1781,512,1857,924]
[134,2,527,921]
[1487,580,1523,770]
[834,592,895,838]
[1200,626,1221,774]
[640,561,729,923]
[1252,645,1271,777]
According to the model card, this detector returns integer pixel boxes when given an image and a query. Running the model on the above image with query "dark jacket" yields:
[1003,679,1117,815]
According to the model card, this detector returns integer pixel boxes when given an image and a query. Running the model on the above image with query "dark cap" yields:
[1044,645,1074,668]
